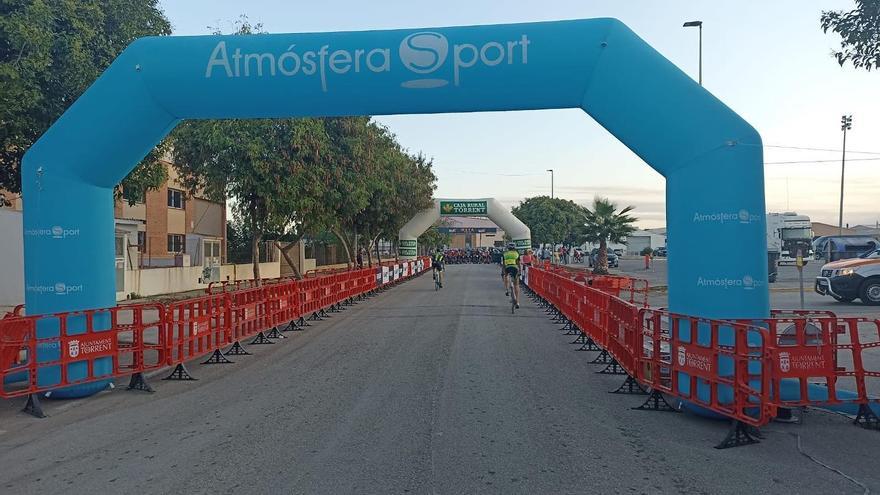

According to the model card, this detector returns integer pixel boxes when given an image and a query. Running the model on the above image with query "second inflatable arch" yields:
[398,198,531,257]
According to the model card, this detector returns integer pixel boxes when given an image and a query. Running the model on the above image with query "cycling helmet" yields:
[506,242,516,250]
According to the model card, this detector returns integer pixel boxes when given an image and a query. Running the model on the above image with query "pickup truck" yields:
[815,248,880,305]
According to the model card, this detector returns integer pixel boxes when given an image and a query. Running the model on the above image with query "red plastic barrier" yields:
[605,295,640,373]
[0,256,436,400]
[740,316,880,412]
[1,304,167,398]
[638,309,773,427]
[166,294,232,365]
[0,316,32,384]
[3,304,25,319]
[265,281,301,330]
[299,277,322,316]
[528,264,776,426]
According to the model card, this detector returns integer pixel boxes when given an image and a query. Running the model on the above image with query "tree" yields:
[582,197,637,275]
[511,196,587,248]
[307,116,374,266]
[226,218,252,264]
[351,146,437,265]
[317,118,436,266]
[172,117,327,283]
[418,224,452,255]
[0,0,172,203]
[821,1,880,71]
[171,18,332,282]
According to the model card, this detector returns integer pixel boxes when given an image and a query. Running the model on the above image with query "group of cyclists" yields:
[439,247,495,265]
[432,243,532,310]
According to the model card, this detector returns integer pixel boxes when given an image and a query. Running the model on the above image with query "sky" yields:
[160,0,880,229]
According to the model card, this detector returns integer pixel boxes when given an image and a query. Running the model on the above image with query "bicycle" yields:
[505,271,519,313]
[433,265,443,290]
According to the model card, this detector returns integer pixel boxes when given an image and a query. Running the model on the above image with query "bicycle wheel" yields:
[509,278,516,313]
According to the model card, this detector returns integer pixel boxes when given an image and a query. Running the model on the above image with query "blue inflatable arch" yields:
[22,19,769,393]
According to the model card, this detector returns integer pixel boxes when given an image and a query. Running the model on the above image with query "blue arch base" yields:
[23,18,768,398]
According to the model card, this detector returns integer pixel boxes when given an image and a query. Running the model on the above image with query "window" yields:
[122,187,145,204]
[206,240,221,258]
[781,228,811,240]
[115,235,125,257]
[168,234,185,253]
[167,189,184,209]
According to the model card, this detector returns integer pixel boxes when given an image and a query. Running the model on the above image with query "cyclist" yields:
[432,248,445,288]
[501,242,521,309]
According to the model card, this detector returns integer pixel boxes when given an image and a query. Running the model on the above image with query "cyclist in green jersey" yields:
[501,242,521,308]
[432,248,445,288]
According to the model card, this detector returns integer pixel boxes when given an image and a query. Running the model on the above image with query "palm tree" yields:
[583,197,637,275]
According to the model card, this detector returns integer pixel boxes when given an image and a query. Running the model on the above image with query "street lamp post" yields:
[683,20,703,85]
[839,115,852,235]
[547,169,554,199]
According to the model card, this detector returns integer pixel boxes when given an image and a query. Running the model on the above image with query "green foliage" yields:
[226,219,252,264]
[582,197,637,274]
[821,1,880,70]
[318,117,436,262]
[511,196,587,247]
[172,116,328,278]
[640,247,654,256]
[0,0,171,197]
[418,225,452,251]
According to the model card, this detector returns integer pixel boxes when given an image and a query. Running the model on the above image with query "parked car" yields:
[589,248,619,268]
[612,248,624,256]
[815,248,880,305]
[654,246,667,257]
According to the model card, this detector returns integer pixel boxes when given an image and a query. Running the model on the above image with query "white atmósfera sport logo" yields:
[205,31,530,92]
[24,225,80,239]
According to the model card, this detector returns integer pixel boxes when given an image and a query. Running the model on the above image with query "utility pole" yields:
[839,115,852,235]
[683,21,703,85]
[547,169,554,199]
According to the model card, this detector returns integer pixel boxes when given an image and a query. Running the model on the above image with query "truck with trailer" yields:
[766,212,812,266]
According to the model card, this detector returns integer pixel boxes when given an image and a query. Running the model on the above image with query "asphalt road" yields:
[1,265,878,494]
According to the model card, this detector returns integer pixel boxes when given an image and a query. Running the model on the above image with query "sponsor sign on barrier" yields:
[65,332,115,360]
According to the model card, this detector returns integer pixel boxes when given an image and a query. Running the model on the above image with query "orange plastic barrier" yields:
[166,294,233,366]
[638,309,773,427]
[1,257,431,403]
[265,281,301,329]
[528,265,775,428]
[738,315,880,414]
[525,263,879,437]
[1,304,167,398]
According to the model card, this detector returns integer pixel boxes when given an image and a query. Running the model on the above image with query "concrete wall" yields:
[0,209,24,310]
[120,261,281,300]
